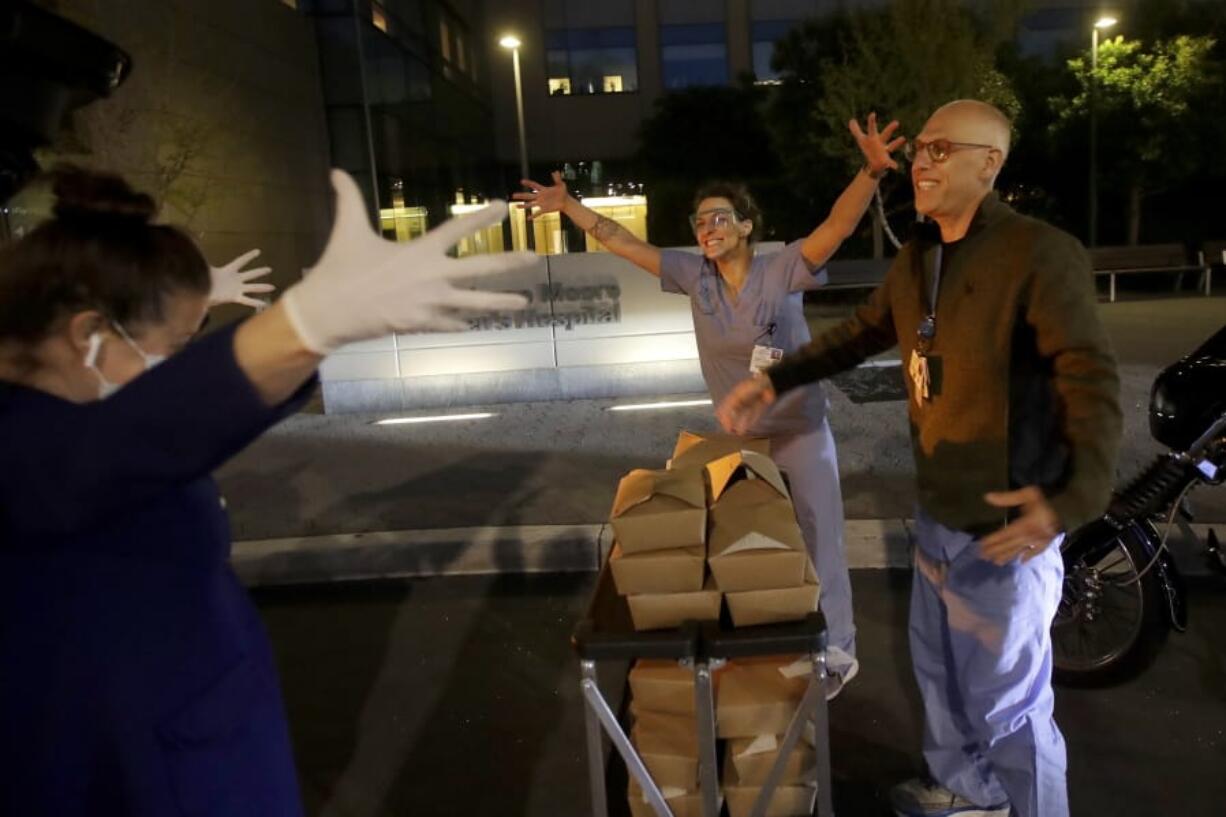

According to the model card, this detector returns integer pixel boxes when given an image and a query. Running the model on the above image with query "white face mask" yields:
[83,323,166,399]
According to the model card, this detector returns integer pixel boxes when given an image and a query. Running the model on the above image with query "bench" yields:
[815,245,1217,303]
[1090,244,1202,303]
[1197,241,1226,297]
[820,258,891,291]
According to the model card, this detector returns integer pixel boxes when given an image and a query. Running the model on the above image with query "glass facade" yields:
[544,27,638,95]
[541,0,638,96]
[302,0,497,241]
[580,196,649,254]
[660,23,729,89]
[507,196,648,257]
[750,0,822,82]
[751,19,796,83]
[448,203,507,257]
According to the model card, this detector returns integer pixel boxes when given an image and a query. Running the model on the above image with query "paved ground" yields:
[254,569,1226,817]
[242,295,1225,816]
[217,297,1226,545]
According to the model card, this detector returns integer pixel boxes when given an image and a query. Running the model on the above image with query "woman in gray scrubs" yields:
[516,114,901,697]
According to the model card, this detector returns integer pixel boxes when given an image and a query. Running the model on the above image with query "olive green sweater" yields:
[769,193,1122,534]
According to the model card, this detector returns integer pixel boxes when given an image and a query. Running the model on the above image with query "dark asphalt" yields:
[255,569,1226,817]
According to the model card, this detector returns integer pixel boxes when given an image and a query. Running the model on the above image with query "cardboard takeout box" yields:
[670,429,770,471]
[609,467,707,555]
[610,543,705,596]
[626,577,721,631]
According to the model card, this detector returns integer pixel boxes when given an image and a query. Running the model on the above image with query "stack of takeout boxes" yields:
[718,656,820,817]
[703,446,820,628]
[606,430,820,631]
[607,463,719,631]
[624,653,820,817]
[607,431,824,815]
[625,659,711,817]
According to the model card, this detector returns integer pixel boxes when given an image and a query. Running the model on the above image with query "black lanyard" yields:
[917,243,943,354]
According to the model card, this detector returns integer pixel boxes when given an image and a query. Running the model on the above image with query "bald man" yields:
[717,99,1121,817]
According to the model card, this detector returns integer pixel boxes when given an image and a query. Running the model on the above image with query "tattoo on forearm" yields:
[587,215,624,243]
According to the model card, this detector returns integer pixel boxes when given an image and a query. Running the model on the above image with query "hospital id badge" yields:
[750,344,784,375]
[908,349,930,405]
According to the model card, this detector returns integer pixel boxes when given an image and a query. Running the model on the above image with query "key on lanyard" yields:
[911,243,942,406]
[908,349,930,405]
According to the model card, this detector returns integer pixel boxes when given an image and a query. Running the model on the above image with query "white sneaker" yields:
[824,645,860,700]
[889,776,1009,817]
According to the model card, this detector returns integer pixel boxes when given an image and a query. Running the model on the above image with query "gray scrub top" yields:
[660,240,830,437]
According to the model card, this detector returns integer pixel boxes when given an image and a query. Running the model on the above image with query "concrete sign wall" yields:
[318,245,782,413]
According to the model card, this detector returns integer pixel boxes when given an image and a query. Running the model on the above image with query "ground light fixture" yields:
[606,399,713,412]
[372,413,496,426]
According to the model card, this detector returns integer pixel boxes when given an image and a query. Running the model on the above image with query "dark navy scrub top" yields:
[0,323,313,817]
[660,240,831,437]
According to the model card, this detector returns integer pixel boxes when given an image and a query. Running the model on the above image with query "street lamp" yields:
[500,33,532,250]
[1089,15,1117,247]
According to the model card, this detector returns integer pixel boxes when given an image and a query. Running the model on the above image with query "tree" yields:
[636,83,801,246]
[1050,34,1221,244]
[768,0,1022,257]
[30,0,235,229]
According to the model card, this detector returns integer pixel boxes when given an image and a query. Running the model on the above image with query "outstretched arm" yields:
[799,113,905,268]
[514,171,662,276]
[264,171,532,406]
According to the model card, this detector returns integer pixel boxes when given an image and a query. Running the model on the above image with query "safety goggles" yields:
[688,208,740,234]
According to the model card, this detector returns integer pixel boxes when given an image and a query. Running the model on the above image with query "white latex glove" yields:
[282,170,533,354]
[209,249,276,309]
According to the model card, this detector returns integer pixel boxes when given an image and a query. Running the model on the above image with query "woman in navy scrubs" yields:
[0,168,526,816]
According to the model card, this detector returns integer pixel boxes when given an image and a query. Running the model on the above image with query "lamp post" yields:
[499,34,533,250]
[1089,15,1117,248]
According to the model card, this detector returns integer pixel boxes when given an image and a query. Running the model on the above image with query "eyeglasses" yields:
[689,208,739,233]
[903,138,998,164]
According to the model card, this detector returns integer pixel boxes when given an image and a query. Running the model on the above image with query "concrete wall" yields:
[28,0,333,322]
[315,245,755,412]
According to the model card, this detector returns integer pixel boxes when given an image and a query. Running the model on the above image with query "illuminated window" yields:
[379,205,429,243]
[602,75,623,93]
[505,192,648,255]
[580,196,648,254]
[509,207,566,255]
[449,204,507,257]
[545,27,638,95]
[371,2,388,33]
[440,18,451,62]
[548,77,572,95]
[456,35,467,71]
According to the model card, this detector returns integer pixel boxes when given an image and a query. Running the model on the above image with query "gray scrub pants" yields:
[769,418,856,658]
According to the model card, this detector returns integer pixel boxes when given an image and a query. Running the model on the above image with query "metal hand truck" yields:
[572,563,835,817]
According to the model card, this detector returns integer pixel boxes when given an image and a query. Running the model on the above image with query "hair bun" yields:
[50,165,156,224]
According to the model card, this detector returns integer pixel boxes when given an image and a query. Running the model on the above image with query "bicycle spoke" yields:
[1095,554,1130,574]
[1053,537,1149,672]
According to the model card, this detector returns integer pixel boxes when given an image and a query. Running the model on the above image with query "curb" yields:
[232,519,917,587]
[231,520,1222,588]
